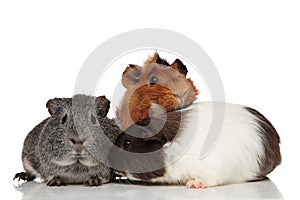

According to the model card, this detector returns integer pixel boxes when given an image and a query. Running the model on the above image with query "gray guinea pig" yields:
[14,94,121,186]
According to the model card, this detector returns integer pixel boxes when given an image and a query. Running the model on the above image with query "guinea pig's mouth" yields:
[174,91,187,106]
[71,153,86,159]
[71,157,99,167]
[70,154,91,163]
[71,157,84,163]
[174,90,195,109]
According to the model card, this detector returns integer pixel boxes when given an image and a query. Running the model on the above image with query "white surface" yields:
[13,179,282,200]
[1,0,300,199]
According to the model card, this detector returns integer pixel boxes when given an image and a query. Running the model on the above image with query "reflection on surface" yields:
[15,179,283,200]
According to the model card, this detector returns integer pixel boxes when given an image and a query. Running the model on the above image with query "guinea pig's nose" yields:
[70,138,84,154]
[70,138,85,145]
[74,144,83,154]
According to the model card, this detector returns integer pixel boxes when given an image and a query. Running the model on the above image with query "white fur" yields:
[149,102,265,187]
[34,177,45,183]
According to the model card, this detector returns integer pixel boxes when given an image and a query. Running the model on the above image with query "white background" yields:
[1,0,299,199]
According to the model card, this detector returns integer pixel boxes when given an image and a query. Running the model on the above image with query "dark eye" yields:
[61,114,67,124]
[150,76,157,85]
[123,140,131,149]
[91,114,97,124]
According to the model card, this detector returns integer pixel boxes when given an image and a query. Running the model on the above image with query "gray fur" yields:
[16,94,121,186]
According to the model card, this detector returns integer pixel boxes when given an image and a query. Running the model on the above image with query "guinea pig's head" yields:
[118,52,198,129]
[110,104,183,181]
[41,94,111,167]
[109,123,166,181]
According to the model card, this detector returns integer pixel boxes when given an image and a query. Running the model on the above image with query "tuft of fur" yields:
[143,52,170,66]
[15,95,122,186]
[116,52,199,130]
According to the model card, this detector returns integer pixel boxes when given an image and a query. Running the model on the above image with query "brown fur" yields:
[245,107,282,178]
[116,53,199,130]
[144,52,160,65]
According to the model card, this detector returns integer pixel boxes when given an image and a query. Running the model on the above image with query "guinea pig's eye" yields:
[123,140,131,149]
[91,114,97,124]
[61,114,67,125]
[150,76,157,85]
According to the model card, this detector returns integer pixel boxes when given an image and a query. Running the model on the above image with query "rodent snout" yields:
[173,90,189,106]
[173,93,182,105]
[70,138,86,154]
[173,90,187,99]
[74,144,83,154]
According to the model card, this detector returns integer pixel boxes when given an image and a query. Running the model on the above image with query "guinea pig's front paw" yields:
[46,176,66,186]
[186,179,208,189]
[84,175,107,187]
[13,172,35,182]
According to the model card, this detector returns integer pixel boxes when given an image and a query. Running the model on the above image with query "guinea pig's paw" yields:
[46,176,66,187]
[84,175,107,187]
[186,179,208,189]
[13,172,35,182]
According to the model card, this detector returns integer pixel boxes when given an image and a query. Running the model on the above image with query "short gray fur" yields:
[15,94,122,186]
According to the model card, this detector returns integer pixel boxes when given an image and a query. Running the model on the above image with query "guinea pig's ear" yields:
[122,64,142,88]
[171,59,188,75]
[46,98,63,115]
[96,95,110,117]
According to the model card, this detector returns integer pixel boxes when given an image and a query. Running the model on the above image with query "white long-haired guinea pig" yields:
[109,102,281,188]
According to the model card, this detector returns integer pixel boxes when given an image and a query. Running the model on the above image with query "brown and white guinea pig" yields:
[109,102,281,188]
[116,52,199,130]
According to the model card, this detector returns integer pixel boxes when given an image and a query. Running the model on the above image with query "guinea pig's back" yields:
[161,102,281,186]
[22,117,50,179]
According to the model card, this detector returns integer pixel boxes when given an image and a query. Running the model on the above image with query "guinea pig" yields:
[14,94,122,186]
[116,52,199,130]
[110,102,281,188]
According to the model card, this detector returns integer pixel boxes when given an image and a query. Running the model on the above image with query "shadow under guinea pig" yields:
[14,178,283,200]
